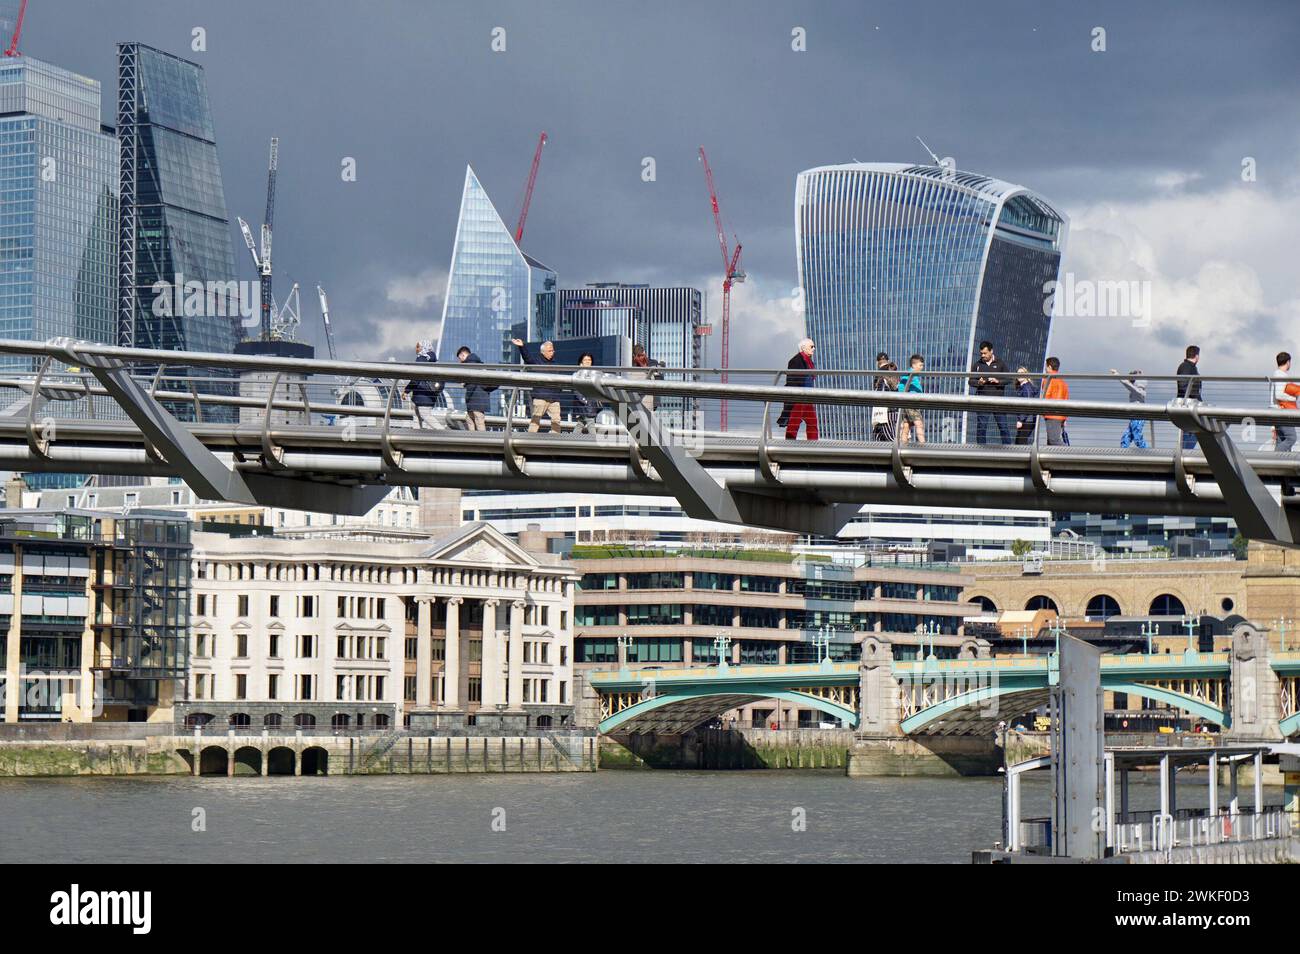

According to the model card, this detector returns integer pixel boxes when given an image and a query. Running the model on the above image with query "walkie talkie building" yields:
[795,163,1068,440]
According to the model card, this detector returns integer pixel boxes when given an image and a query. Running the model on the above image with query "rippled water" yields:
[0,770,1073,863]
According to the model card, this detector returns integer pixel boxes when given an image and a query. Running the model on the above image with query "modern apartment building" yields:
[570,544,974,727]
[0,507,191,724]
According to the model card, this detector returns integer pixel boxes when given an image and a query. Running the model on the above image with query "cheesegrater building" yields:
[795,163,1068,440]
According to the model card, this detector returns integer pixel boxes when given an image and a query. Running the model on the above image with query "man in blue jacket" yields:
[402,342,447,429]
[455,346,495,431]
[511,337,564,432]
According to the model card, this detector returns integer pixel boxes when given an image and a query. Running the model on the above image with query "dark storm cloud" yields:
[35,0,1300,368]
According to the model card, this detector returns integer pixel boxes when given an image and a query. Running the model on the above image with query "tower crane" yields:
[316,285,338,362]
[3,0,27,57]
[514,131,547,244]
[698,146,744,431]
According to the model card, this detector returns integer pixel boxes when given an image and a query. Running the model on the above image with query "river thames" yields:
[0,769,1150,864]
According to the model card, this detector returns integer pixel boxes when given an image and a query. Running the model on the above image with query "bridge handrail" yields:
[5,338,1300,427]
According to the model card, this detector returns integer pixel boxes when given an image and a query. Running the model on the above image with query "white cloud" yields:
[1052,176,1300,374]
[699,274,807,371]
[385,267,448,309]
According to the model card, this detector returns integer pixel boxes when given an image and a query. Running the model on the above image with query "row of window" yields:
[193,632,386,661]
[578,573,959,601]
[975,593,1191,619]
[575,606,964,632]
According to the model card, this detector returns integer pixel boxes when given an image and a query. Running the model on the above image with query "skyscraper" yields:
[0,57,118,373]
[795,163,1068,439]
[436,166,556,373]
[117,43,241,358]
[557,284,707,427]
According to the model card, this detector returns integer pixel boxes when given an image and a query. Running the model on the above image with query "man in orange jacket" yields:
[1273,351,1300,452]
[1042,356,1069,445]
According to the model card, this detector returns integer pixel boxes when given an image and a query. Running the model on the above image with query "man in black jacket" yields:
[511,337,564,432]
[402,342,447,429]
[781,338,818,440]
[455,346,495,431]
[971,340,1012,444]
[1175,344,1202,450]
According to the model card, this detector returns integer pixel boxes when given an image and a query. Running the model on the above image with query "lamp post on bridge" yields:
[1182,616,1197,656]
[712,633,732,672]
[1018,625,1029,657]
[1140,620,1160,655]
[617,634,633,678]
[813,626,832,670]
[1047,617,1066,661]
[925,620,940,661]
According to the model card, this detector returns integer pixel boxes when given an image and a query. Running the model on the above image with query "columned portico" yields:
[481,598,501,709]
[443,596,462,710]
[508,600,525,712]
[415,597,433,708]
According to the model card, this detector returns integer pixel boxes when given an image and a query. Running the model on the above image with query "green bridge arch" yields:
[899,679,1228,735]
[599,687,859,735]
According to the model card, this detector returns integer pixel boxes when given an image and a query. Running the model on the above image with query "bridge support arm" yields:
[575,370,854,536]
[1169,399,1297,544]
[52,338,259,505]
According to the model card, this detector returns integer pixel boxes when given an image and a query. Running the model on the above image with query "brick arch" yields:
[1021,591,1065,614]
[1141,586,1193,616]
[963,591,1002,613]
[1082,591,1124,618]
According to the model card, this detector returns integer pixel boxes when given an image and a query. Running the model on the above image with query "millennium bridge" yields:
[3,338,1300,547]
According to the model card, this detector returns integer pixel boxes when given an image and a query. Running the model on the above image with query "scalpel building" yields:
[795,163,1068,440]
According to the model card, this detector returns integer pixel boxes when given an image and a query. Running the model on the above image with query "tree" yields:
[1011,539,1033,558]
[1232,532,1248,560]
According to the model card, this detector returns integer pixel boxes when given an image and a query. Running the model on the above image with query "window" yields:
[337,675,347,701]
[1149,594,1186,616]
[1085,594,1122,620]
[195,633,207,657]
[268,633,280,658]
[337,635,349,659]
[237,594,249,617]
[404,675,417,701]
[1025,595,1059,613]
[235,674,247,700]
[298,675,315,700]
[268,674,278,700]
[235,634,248,658]
[299,595,317,618]
[264,713,281,728]
[196,593,207,616]
[298,634,317,658]
[269,594,280,617]
[405,637,418,660]
[124,492,139,508]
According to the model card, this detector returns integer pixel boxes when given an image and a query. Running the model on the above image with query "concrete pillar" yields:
[4,549,22,724]
[415,597,433,708]
[443,597,462,709]
[481,599,500,709]
[1208,754,1218,816]
[261,747,268,777]
[508,600,525,712]
[1225,623,1282,741]
[858,635,902,735]
[294,748,302,777]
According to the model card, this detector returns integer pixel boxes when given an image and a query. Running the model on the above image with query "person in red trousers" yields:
[781,338,819,440]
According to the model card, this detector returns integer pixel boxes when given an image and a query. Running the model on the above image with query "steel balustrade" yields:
[2,337,1300,544]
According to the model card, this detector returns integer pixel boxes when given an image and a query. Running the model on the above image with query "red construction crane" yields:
[698,146,744,431]
[3,0,27,57]
[514,131,547,244]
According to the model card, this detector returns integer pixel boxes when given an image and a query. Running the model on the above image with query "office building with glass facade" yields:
[436,166,557,403]
[117,43,240,362]
[795,163,1068,439]
[0,57,118,375]
[0,509,191,723]
[557,284,707,427]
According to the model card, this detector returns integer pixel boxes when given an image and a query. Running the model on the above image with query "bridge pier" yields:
[1225,623,1283,741]
[857,636,903,736]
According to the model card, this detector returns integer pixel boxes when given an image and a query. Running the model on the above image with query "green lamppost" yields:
[713,633,731,672]
[1140,620,1160,655]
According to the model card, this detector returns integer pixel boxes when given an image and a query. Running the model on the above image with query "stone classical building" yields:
[182,522,578,731]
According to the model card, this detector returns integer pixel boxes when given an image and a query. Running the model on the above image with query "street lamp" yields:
[712,633,731,671]
[1140,620,1160,655]
[1182,616,1197,656]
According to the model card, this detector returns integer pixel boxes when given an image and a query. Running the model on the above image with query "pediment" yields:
[424,522,539,569]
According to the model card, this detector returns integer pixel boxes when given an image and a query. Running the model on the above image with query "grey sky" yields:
[38,0,1300,372]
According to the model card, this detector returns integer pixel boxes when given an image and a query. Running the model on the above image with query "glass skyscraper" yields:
[557,284,707,427]
[0,57,118,374]
[117,43,240,357]
[795,163,1068,439]
[436,166,556,382]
